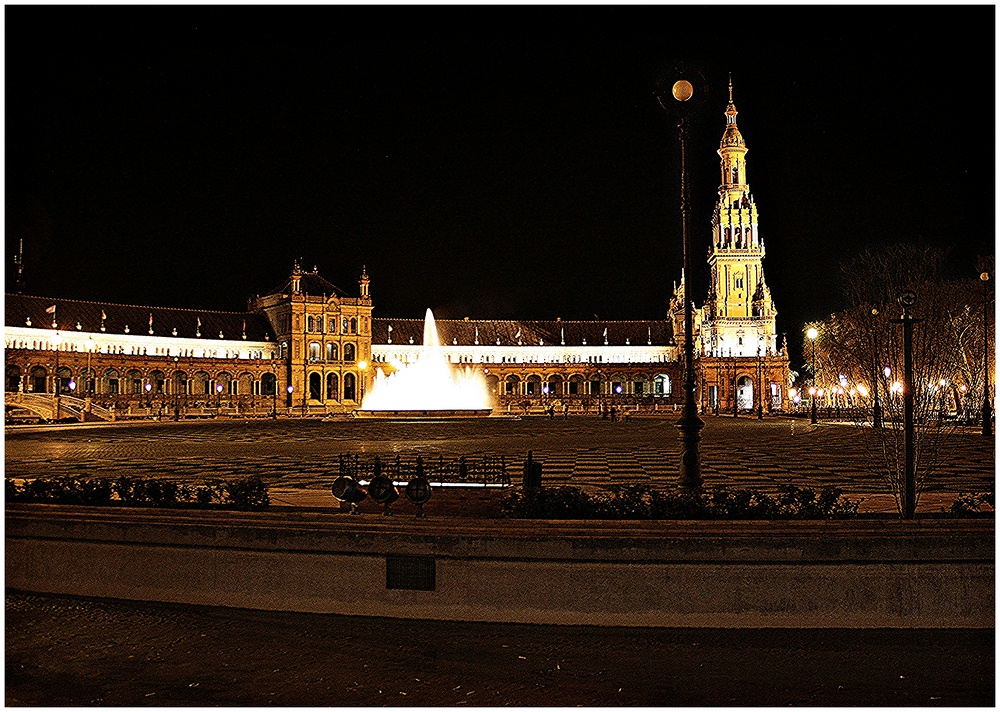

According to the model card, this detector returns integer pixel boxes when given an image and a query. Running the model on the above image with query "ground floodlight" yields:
[331,475,367,514]
[368,473,399,515]
[405,476,432,517]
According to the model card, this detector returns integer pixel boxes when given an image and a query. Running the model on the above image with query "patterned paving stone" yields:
[5,416,993,512]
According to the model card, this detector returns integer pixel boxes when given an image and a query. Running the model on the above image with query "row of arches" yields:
[307,341,357,363]
[306,372,358,402]
[6,365,280,397]
[491,373,673,398]
[305,315,363,335]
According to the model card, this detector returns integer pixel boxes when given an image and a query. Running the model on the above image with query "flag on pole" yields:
[45,304,56,314]
[149,313,153,326]
[197,317,201,328]
[101,310,106,320]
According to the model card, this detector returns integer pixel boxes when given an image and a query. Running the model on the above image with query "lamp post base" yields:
[676,412,705,493]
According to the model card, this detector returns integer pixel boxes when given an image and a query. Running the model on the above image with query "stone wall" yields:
[5,504,993,628]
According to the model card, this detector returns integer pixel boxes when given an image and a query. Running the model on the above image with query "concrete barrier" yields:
[5,504,993,628]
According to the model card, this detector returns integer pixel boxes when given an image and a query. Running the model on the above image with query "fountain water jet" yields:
[356,309,492,417]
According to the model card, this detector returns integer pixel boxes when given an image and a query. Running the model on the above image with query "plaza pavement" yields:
[5,415,994,514]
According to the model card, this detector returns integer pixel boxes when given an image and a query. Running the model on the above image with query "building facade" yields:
[4,86,789,421]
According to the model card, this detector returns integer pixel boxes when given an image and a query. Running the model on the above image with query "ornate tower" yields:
[701,78,777,358]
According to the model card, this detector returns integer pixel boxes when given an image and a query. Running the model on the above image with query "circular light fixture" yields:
[672,79,694,102]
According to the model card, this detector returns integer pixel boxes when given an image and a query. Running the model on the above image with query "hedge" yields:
[5,475,270,511]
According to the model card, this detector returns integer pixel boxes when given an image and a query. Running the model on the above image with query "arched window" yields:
[343,372,356,401]
[350,317,358,334]
[326,373,339,400]
[126,369,143,394]
[307,316,315,332]
[194,371,211,395]
[343,343,356,362]
[238,372,254,396]
[174,370,189,396]
[149,370,166,394]
[104,368,120,395]
[342,317,349,334]
[326,342,338,361]
[261,372,276,396]
[309,342,321,362]
[731,166,739,183]
[6,365,22,392]
[309,372,322,400]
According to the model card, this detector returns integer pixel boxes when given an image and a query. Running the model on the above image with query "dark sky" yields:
[6,6,995,365]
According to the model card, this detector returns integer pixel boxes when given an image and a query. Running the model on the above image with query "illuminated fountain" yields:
[356,308,492,417]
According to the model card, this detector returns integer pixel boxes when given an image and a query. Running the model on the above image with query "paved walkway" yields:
[6,592,994,706]
[5,415,994,514]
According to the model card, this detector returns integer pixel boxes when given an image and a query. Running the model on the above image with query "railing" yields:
[337,453,513,487]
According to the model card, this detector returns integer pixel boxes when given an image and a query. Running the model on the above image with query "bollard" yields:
[522,450,542,490]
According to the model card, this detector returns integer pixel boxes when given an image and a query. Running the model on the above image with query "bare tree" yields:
[806,245,993,514]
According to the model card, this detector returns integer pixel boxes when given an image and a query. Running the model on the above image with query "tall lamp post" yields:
[981,271,992,436]
[173,356,181,421]
[357,359,368,407]
[871,308,883,428]
[807,327,819,424]
[271,364,278,419]
[658,70,706,492]
[51,331,62,420]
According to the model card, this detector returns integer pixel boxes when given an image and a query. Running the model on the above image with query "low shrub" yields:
[498,484,860,520]
[6,475,269,511]
[946,492,995,515]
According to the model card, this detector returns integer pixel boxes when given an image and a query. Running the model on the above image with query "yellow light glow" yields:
[807,327,818,340]
[857,384,869,397]
[808,387,816,396]
[672,80,694,102]
[357,360,368,371]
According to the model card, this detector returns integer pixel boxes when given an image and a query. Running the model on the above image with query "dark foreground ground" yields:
[5,592,994,707]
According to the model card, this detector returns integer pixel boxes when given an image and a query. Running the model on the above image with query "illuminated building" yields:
[5,88,789,420]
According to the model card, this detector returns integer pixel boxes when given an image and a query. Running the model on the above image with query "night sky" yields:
[5,6,995,366]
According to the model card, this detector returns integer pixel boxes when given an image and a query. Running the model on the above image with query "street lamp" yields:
[357,359,368,406]
[807,327,819,424]
[145,381,153,409]
[286,384,294,416]
[172,356,181,421]
[870,308,883,428]
[271,364,278,420]
[51,331,62,420]
[86,336,96,396]
[981,271,992,436]
[216,382,224,408]
[658,66,707,493]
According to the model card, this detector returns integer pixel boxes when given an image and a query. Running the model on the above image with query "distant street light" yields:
[52,331,62,420]
[807,327,819,424]
[981,271,992,436]
[358,359,368,405]
[871,308,883,428]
